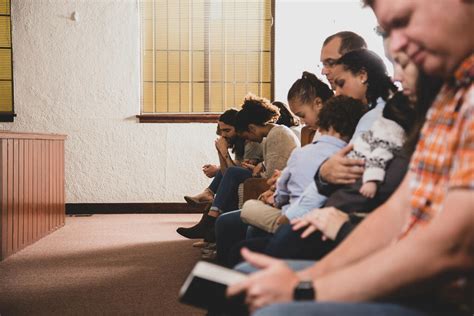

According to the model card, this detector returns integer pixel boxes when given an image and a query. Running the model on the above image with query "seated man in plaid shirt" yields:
[226,0,474,315]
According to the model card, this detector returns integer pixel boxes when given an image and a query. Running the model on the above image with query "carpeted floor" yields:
[0,214,205,315]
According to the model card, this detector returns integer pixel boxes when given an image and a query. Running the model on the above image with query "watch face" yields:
[294,281,315,301]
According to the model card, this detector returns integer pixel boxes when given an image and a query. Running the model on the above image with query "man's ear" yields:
[248,124,257,133]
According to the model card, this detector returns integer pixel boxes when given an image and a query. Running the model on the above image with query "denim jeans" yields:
[216,209,274,267]
[215,210,248,266]
[208,170,223,194]
[211,166,252,213]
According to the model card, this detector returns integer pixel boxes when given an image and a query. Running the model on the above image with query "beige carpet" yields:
[0,214,205,315]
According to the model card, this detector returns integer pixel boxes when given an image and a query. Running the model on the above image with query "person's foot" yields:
[176,214,216,239]
[184,188,214,206]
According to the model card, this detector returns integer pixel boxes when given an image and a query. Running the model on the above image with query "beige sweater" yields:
[262,125,300,178]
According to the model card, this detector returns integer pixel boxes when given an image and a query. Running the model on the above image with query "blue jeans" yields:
[216,210,248,266]
[254,302,455,316]
[211,166,252,213]
[236,261,461,316]
[208,170,223,194]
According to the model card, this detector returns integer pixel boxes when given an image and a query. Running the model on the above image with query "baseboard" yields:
[66,203,205,215]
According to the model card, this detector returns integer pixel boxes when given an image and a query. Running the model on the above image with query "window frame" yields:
[0,0,15,122]
[137,0,275,123]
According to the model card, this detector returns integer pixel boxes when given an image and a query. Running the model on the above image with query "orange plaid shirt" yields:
[401,54,474,311]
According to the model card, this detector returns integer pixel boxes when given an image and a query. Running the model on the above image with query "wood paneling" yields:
[0,132,66,260]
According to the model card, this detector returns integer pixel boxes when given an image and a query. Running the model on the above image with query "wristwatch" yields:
[293,280,316,301]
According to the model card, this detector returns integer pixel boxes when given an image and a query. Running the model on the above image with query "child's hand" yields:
[258,189,275,206]
[359,181,377,199]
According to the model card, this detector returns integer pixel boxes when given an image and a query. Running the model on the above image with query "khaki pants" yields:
[240,199,282,233]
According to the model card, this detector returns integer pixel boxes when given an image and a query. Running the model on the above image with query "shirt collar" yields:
[453,54,474,88]
[314,134,347,147]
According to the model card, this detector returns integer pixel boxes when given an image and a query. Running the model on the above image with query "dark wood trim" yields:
[137,114,220,123]
[0,131,67,140]
[66,203,205,214]
[0,113,15,122]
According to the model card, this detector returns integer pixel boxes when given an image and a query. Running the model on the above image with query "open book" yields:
[179,261,248,311]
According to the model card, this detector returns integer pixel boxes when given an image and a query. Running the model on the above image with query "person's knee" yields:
[253,303,297,316]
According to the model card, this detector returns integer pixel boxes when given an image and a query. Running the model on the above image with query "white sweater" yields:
[350,116,406,183]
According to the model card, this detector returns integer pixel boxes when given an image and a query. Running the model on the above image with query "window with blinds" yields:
[0,0,13,121]
[140,0,274,120]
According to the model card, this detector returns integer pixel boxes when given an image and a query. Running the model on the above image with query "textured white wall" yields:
[0,0,383,203]
[0,0,218,203]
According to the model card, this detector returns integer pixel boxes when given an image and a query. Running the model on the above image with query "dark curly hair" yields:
[336,49,397,108]
[287,71,334,104]
[318,95,368,140]
[235,94,280,133]
[272,101,300,127]
[218,108,239,127]
[216,108,246,157]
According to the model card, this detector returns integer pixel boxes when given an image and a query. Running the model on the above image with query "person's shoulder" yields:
[270,125,299,141]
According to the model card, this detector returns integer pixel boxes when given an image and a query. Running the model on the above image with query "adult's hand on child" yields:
[291,207,349,240]
[359,181,377,199]
[202,164,219,178]
[319,144,365,185]
[227,248,299,313]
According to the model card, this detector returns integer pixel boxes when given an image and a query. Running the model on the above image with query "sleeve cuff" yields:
[362,167,385,183]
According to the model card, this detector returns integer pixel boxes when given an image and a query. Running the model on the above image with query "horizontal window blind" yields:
[0,0,12,113]
[141,0,274,114]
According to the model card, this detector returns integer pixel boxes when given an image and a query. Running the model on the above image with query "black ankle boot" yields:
[177,214,216,239]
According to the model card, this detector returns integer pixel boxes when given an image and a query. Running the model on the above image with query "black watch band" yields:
[293,280,315,301]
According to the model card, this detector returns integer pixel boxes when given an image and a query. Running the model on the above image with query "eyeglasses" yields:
[374,25,388,39]
[318,58,339,70]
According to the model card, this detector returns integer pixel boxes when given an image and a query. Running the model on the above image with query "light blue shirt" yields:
[351,97,386,142]
[274,135,347,215]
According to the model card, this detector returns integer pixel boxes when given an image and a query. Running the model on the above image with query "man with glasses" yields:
[320,31,367,89]
[227,0,474,315]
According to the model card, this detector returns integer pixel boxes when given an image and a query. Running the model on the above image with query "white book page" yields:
[180,261,247,296]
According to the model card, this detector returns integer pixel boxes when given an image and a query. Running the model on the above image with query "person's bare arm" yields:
[228,188,473,311]
[300,174,411,279]
[315,188,474,301]
[216,138,235,174]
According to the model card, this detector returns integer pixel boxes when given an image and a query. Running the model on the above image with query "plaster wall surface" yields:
[1,0,218,203]
[0,0,381,203]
